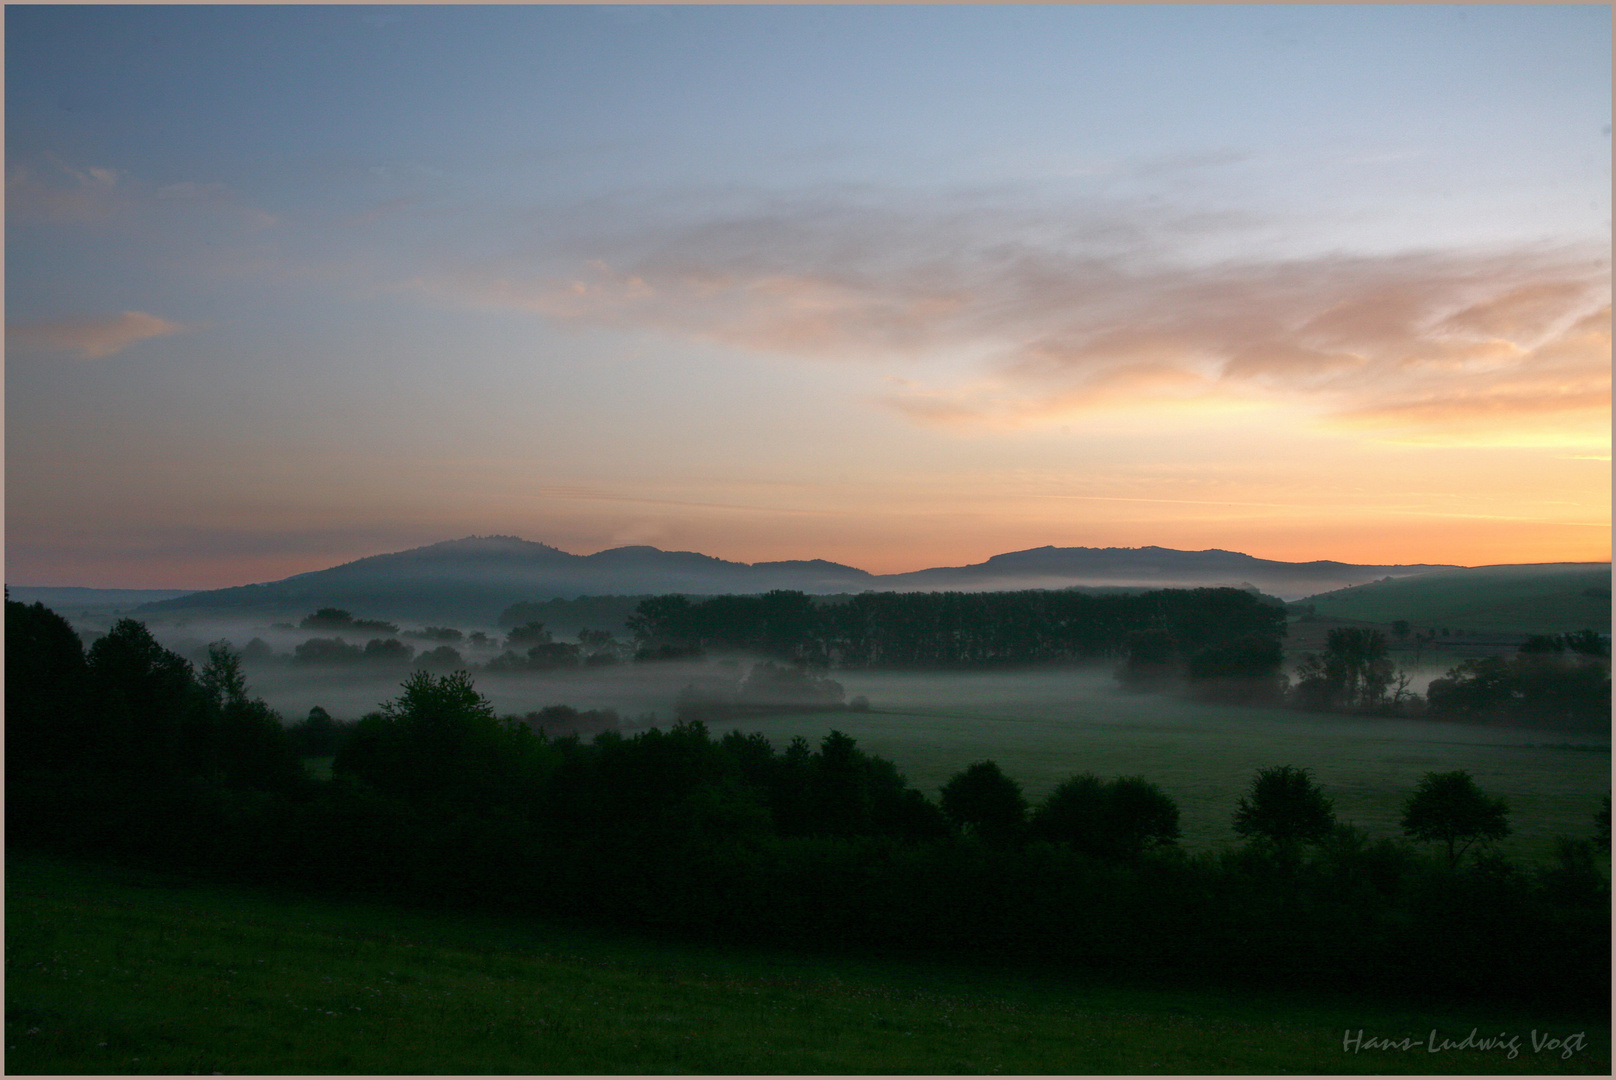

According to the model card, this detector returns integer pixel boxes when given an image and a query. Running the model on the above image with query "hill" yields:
[880,545,1454,598]
[126,535,1460,626]
[124,536,1463,626]
[1295,563,1612,635]
[4,586,197,616]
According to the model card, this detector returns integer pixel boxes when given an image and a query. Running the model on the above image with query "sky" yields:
[6,4,1611,589]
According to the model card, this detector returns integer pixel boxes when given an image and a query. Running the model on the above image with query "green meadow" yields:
[7,853,1608,1076]
[1298,563,1611,634]
[712,670,1610,862]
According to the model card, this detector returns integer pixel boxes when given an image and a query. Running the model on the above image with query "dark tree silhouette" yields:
[1293,628,1393,710]
[940,760,1026,843]
[289,705,342,756]
[414,644,466,671]
[1232,766,1336,845]
[86,618,205,776]
[506,620,553,647]
[1400,770,1510,868]
[293,637,364,665]
[200,640,249,708]
[1030,773,1180,860]
[200,641,302,791]
[5,599,89,773]
[300,607,356,629]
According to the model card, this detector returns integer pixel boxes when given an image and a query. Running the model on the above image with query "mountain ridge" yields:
[121,535,1471,625]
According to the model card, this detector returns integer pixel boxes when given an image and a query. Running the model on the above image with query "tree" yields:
[506,621,553,647]
[939,760,1026,843]
[1232,766,1336,845]
[86,618,204,775]
[5,599,89,773]
[414,645,466,671]
[335,670,546,807]
[300,608,355,630]
[1030,773,1180,861]
[200,640,249,709]
[1293,628,1394,711]
[199,640,301,791]
[1400,770,1510,868]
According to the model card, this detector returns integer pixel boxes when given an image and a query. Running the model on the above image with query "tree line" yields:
[629,586,1288,688]
[244,591,1607,731]
[7,597,1607,1012]
[1291,626,1609,729]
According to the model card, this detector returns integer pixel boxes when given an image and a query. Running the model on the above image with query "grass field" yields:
[6,853,1608,1075]
[1298,563,1611,634]
[708,670,1610,863]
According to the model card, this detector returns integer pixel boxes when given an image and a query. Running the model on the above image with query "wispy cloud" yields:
[7,154,277,231]
[410,189,1610,445]
[7,311,189,359]
[6,156,127,226]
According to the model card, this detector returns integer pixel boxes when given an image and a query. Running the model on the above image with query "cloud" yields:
[7,311,189,359]
[413,189,1610,446]
[8,154,277,232]
[6,157,126,225]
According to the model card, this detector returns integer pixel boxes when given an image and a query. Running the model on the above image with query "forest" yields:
[7,595,1609,1013]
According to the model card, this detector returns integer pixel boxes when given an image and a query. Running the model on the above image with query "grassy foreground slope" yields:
[6,854,1608,1075]
[1297,563,1611,634]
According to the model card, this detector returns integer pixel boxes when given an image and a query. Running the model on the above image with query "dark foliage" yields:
[1426,642,1610,731]
[1232,766,1336,846]
[1291,628,1394,711]
[299,608,399,634]
[293,636,365,665]
[6,599,90,774]
[414,644,466,671]
[513,705,622,739]
[288,706,347,757]
[7,602,1607,1014]
[1029,774,1181,861]
[1400,770,1510,868]
[403,625,465,642]
[940,761,1027,845]
[627,587,1286,677]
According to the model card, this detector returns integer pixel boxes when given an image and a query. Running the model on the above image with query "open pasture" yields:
[1299,563,1611,635]
[711,669,1610,861]
[7,854,1607,1075]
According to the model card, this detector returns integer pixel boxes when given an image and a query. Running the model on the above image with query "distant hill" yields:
[1295,563,1612,635]
[878,545,1455,599]
[127,535,1460,626]
[133,536,879,625]
[6,586,197,614]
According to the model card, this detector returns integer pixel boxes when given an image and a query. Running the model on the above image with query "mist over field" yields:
[48,599,1598,870]
[7,8,1609,1073]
